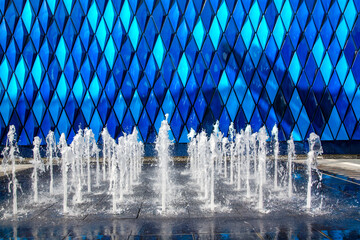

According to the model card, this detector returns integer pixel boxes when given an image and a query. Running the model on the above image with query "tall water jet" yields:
[222,137,228,178]
[1,125,20,215]
[228,123,235,184]
[46,131,57,195]
[128,128,140,186]
[101,128,111,181]
[71,130,84,204]
[306,133,323,210]
[84,128,96,193]
[257,126,268,211]
[198,131,209,198]
[155,114,173,213]
[31,137,44,203]
[209,134,217,211]
[251,133,258,176]
[117,136,127,202]
[58,134,70,213]
[123,134,130,193]
[287,133,295,198]
[187,129,196,170]
[211,121,222,171]
[244,125,252,198]
[95,143,100,187]
[135,140,144,181]
[271,125,279,189]
[110,140,119,213]
[235,131,243,191]
[108,138,115,192]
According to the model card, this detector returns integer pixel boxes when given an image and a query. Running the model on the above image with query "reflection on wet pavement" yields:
[0,162,360,239]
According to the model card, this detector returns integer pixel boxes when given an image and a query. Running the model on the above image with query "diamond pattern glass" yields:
[0,0,360,145]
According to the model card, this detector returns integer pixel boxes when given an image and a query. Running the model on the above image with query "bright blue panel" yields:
[242,90,255,121]
[120,0,132,32]
[178,54,190,86]
[153,36,165,68]
[241,18,253,49]
[226,90,239,122]
[193,19,205,50]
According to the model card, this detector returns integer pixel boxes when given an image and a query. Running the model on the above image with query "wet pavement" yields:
[0,160,360,239]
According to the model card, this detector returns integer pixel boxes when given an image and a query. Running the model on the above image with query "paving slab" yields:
[0,159,360,239]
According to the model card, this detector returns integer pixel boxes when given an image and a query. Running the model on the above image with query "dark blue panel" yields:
[210,90,223,120]
[202,36,215,67]
[137,76,150,105]
[258,90,270,122]
[122,110,134,134]
[336,89,349,121]
[281,107,295,139]
[344,38,356,68]
[353,55,360,85]
[328,2,340,30]
[169,73,183,105]
[55,1,69,32]
[146,91,159,123]
[178,91,190,122]
[320,89,333,122]
[200,1,214,32]
[202,73,216,104]
[65,93,78,123]
[185,73,199,104]
[241,53,255,85]
[344,108,356,138]
[233,36,246,67]
[273,90,286,121]
[234,107,247,131]
[121,74,135,106]
[219,108,230,135]
[40,75,54,106]
[107,110,121,140]
[71,1,85,32]
[250,107,262,132]
[312,108,325,136]
[16,93,30,125]
[170,109,183,142]
[138,112,151,143]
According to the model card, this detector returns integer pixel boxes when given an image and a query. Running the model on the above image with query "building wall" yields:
[0,0,359,144]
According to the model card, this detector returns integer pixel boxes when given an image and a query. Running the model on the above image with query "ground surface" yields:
[0,158,360,239]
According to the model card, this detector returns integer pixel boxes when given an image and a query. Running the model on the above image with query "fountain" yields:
[31,136,44,203]
[155,114,173,213]
[221,137,228,179]
[1,125,20,215]
[287,133,295,198]
[46,131,57,195]
[234,131,243,191]
[271,125,279,189]
[84,128,96,193]
[71,129,84,204]
[228,123,235,185]
[257,126,268,212]
[244,125,251,198]
[187,129,196,170]
[0,119,331,219]
[209,134,217,211]
[110,138,119,212]
[306,133,323,210]
[58,133,70,213]
[101,128,111,181]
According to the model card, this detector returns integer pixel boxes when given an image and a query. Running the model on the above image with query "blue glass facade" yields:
[0,0,360,145]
